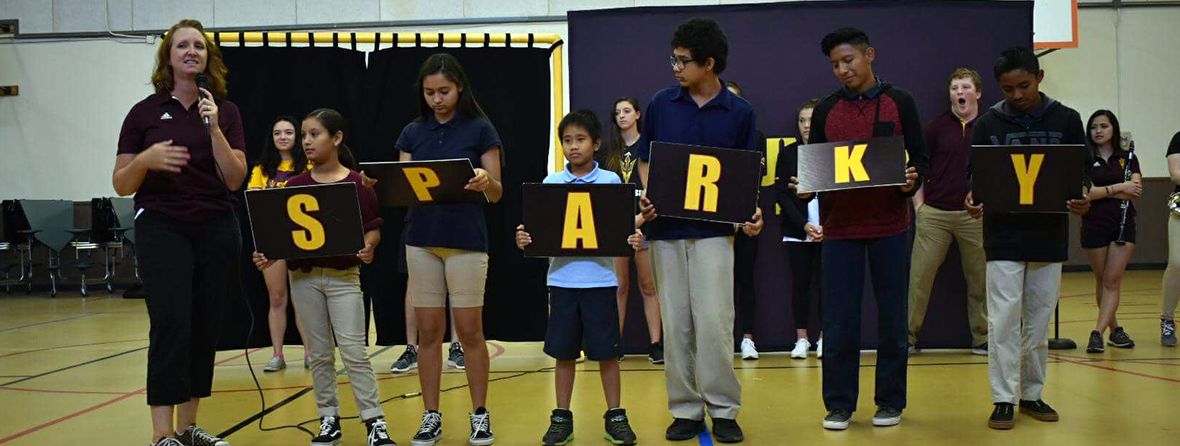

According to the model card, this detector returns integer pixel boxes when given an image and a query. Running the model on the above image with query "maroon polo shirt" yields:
[117,93,246,222]
[1082,150,1140,231]
[922,111,975,211]
[286,170,384,272]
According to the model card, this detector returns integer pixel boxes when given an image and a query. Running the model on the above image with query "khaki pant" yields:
[908,205,988,346]
[987,261,1061,404]
[290,266,385,420]
[406,245,488,308]
[651,237,741,420]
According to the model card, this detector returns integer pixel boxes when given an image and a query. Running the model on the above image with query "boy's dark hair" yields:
[559,109,602,143]
[671,17,729,75]
[724,80,743,97]
[820,27,870,56]
[993,46,1040,80]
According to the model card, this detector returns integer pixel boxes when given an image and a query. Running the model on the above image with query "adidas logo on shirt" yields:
[160,112,173,120]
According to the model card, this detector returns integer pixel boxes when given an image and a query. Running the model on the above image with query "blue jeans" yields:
[821,232,909,411]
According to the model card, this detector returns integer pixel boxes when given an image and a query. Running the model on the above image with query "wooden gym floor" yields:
[0,270,1177,446]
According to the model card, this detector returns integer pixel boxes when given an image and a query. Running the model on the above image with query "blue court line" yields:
[698,429,714,446]
[0,313,96,333]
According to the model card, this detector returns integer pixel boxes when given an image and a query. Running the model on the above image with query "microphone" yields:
[195,73,211,131]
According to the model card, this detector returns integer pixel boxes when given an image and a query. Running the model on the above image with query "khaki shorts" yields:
[406,245,488,308]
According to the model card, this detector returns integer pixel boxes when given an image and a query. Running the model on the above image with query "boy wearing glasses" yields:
[637,17,762,444]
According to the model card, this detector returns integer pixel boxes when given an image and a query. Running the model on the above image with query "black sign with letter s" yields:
[246,183,366,260]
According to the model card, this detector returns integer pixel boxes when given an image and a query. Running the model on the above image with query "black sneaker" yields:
[391,345,418,373]
[871,406,902,427]
[649,341,665,364]
[177,424,230,446]
[448,342,466,370]
[542,409,574,446]
[988,403,1014,430]
[711,418,743,443]
[1163,319,1178,347]
[152,438,184,446]
[366,418,396,446]
[604,408,638,445]
[311,417,342,446]
[822,409,852,430]
[411,411,442,446]
[1086,330,1104,353]
[1019,400,1059,422]
[1108,327,1135,348]
[619,351,626,362]
[469,407,494,445]
[665,418,705,441]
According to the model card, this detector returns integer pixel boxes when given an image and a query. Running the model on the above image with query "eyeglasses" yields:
[669,55,695,70]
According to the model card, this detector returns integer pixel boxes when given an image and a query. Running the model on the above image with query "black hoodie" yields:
[969,93,1090,262]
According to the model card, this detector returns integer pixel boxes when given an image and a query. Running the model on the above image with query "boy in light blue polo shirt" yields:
[516,109,643,446]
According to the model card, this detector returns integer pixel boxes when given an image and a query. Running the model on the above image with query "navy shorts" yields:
[1081,224,1136,249]
[543,286,621,361]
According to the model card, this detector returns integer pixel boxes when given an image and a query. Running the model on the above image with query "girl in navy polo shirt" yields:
[253,109,394,446]
[398,53,501,446]
[1080,110,1142,353]
[248,115,312,372]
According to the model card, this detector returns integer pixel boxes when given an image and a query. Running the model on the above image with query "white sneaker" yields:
[790,339,811,359]
[816,338,823,359]
[262,355,286,372]
[740,338,759,360]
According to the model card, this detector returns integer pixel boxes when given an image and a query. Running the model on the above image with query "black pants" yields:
[786,242,822,330]
[735,231,760,336]
[821,232,909,411]
[137,210,238,406]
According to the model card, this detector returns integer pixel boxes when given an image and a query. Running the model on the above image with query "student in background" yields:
[790,27,927,430]
[601,96,664,364]
[1080,110,1142,353]
[248,115,312,372]
[776,98,824,359]
[254,108,393,446]
[637,17,762,444]
[907,68,989,356]
[398,53,502,446]
[724,80,765,361]
[966,46,1091,430]
[517,109,643,446]
[1162,130,1180,347]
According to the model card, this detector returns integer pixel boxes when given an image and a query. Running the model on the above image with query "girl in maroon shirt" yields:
[1081,110,1143,353]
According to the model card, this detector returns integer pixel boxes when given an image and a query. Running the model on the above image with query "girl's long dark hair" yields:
[414,53,490,123]
[1087,109,1123,159]
[601,96,642,174]
[257,115,309,180]
[304,108,359,170]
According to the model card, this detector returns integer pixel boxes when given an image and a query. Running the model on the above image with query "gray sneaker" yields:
[391,345,419,373]
[448,342,465,370]
[262,356,286,372]
[177,425,230,446]
[1161,319,1177,347]
[872,407,902,427]
[1108,327,1135,349]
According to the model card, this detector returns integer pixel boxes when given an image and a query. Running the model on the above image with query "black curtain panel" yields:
[212,41,554,350]
[569,0,1033,350]
[362,46,553,345]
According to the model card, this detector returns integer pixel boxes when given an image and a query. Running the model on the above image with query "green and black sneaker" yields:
[604,408,637,445]
[542,409,574,446]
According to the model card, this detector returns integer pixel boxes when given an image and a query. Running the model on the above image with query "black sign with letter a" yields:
[521,183,636,257]
[645,142,763,225]
[360,159,489,207]
[245,183,366,260]
[796,135,907,193]
[970,144,1085,213]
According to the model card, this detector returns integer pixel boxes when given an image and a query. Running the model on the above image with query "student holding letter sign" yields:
[636,17,761,444]
[965,46,1091,431]
[252,109,395,446]
[516,109,644,446]
[788,28,927,431]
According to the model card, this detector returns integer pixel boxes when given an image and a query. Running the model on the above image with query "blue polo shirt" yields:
[544,162,621,289]
[637,80,758,240]
[396,115,501,252]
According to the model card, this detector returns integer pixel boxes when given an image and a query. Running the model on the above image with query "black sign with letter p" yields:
[970,144,1085,213]
[360,159,489,207]
[522,183,636,257]
[645,142,763,225]
[245,183,365,260]
[796,135,907,193]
